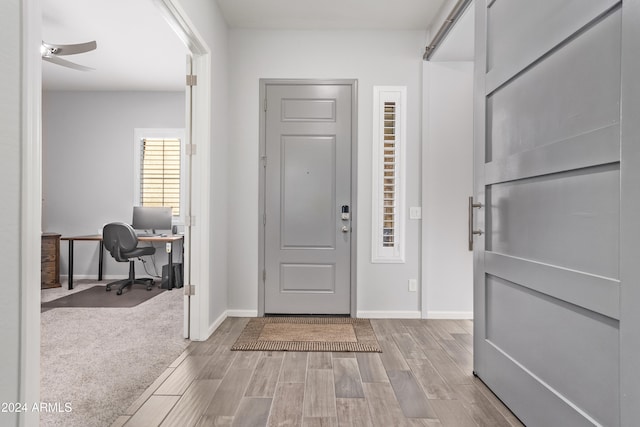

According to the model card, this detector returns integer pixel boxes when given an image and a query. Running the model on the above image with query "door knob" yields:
[341,226,350,233]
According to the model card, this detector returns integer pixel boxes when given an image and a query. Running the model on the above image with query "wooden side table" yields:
[41,233,61,289]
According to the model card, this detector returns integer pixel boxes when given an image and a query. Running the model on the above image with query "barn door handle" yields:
[468,196,483,251]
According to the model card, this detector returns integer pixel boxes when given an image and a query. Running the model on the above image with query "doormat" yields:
[41,285,165,311]
[231,317,382,352]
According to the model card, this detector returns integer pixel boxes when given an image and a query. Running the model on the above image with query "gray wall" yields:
[42,91,185,279]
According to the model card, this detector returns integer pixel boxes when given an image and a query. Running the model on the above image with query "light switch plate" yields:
[409,207,422,219]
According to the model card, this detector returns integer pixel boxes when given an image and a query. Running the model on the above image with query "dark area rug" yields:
[41,285,165,312]
[231,317,382,352]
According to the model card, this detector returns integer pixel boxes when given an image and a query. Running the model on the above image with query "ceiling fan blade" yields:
[42,40,97,56]
[42,55,94,71]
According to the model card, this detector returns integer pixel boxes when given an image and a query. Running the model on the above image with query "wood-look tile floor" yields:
[111,318,524,427]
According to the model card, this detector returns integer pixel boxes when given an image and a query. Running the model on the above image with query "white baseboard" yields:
[425,311,474,320]
[357,310,421,319]
[205,311,229,340]
[226,310,258,317]
[201,310,256,341]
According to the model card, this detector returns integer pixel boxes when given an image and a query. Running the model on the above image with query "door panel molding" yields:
[485,124,620,185]
[280,135,337,249]
[481,340,606,427]
[486,164,620,279]
[487,7,621,163]
[485,252,620,319]
[486,0,620,94]
[485,275,619,425]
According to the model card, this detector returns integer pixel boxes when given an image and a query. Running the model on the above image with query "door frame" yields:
[22,0,212,423]
[22,0,44,423]
[619,0,640,422]
[153,0,212,341]
[258,79,358,317]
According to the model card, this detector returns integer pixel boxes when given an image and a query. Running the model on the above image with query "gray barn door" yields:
[472,1,636,426]
[263,82,353,314]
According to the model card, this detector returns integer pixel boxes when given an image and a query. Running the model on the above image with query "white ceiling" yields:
[216,0,447,30]
[42,0,187,91]
[42,0,458,91]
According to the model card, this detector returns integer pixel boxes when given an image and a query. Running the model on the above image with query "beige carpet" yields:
[40,281,189,427]
[231,317,381,352]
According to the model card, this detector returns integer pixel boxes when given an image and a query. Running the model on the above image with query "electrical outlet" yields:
[408,279,417,292]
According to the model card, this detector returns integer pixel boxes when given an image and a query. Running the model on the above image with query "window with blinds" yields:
[139,138,181,216]
[372,87,406,263]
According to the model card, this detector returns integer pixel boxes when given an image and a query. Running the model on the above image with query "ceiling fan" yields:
[41,40,97,71]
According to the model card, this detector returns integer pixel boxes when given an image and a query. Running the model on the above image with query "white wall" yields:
[0,1,24,421]
[42,91,185,278]
[2,0,41,423]
[227,29,426,317]
[205,1,230,330]
[422,61,474,318]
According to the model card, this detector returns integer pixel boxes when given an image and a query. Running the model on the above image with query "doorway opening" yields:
[32,0,213,424]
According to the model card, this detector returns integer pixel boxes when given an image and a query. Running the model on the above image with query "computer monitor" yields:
[132,206,172,233]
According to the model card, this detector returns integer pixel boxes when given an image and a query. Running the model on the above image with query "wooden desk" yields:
[61,234,184,290]
[42,233,61,288]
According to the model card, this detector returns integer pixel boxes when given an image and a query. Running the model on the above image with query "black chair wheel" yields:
[116,289,123,295]
[106,287,111,292]
[146,286,152,291]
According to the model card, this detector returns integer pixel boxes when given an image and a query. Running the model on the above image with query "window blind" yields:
[383,102,397,248]
[140,138,181,216]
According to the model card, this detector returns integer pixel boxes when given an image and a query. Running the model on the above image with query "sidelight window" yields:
[372,87,406,263]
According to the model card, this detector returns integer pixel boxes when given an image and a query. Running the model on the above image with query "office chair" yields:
[102,222,156,295]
